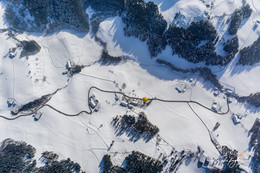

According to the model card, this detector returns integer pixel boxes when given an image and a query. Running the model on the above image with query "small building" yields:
[34,112,42,121]
[232,114,241,125]
[7,98,16,107]
[253,23,258,31]
[11,107,19,115]
[9,53,15,59]
[89,99,96,109]
[71,65,83,74]
[115,94,119,101]
[90,94,96,99]
[189,78,196,86]
[212,101,218,112]
[66,61,72,70]
[227,97,232,103]
[120,101,127,107]
[224,88,233,95]
[204,157,210,167]
[213,89,219,97]
[176,83,187,93]
[130,100,138,106]
[128,105,133,109]
[198,154,206,168]
[237,114,242,119]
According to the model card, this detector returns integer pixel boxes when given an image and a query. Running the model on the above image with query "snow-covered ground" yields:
[0,0,259,172]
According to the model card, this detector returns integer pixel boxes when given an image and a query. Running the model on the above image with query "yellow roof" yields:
[142,97,148,103]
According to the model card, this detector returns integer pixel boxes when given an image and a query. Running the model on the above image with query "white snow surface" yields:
[0,0,259,172]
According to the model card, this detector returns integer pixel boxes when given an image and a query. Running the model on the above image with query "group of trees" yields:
[220,146,242,173]
[166,20,238,66]
[228,4,252,35]
[121,2,254,66]
[156,59,223,90]
[112,112,159,141]
[5,0,89,32]
[13,94,50,115]
[223,36,239,56]
[100,50,125,65]
[4,0,258,67]
[48,0,89,32]
[238,36,260,66]
[101,151,163,173]
[238,93,260,108]
[85,0,124,33]
[122,0,167,56]
[125,151,163,173]
[21,40,41,53]
[21,40,41,56]
[132,112,159,137]
[0,139,83,173]
[0,139,36,173]
[37,158,82,173]
[85,0,124,13]
[101,154,126,173]
[249,118,260,173]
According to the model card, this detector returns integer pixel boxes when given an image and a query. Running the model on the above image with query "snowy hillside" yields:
[0,0,259,172]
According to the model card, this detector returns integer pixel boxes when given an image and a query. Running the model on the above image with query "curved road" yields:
[0,86,230,120]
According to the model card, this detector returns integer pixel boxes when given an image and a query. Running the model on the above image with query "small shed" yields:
[212,101,218,112]
[9,53,15,59]
[115,94,119,101]
[66,61,72,70]
[34,112,42,121]
[213,89,219,97]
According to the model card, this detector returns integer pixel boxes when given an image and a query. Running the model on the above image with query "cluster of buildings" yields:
[7,98,18,114]
[89,94,100,112]
[116,94,150,110]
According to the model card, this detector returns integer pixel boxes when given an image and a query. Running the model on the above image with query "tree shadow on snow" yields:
[113,123,153,143]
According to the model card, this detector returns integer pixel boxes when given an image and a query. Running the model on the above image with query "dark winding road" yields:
[0,86,230,120]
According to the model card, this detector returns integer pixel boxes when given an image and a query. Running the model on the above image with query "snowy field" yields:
[0,0,259,172]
